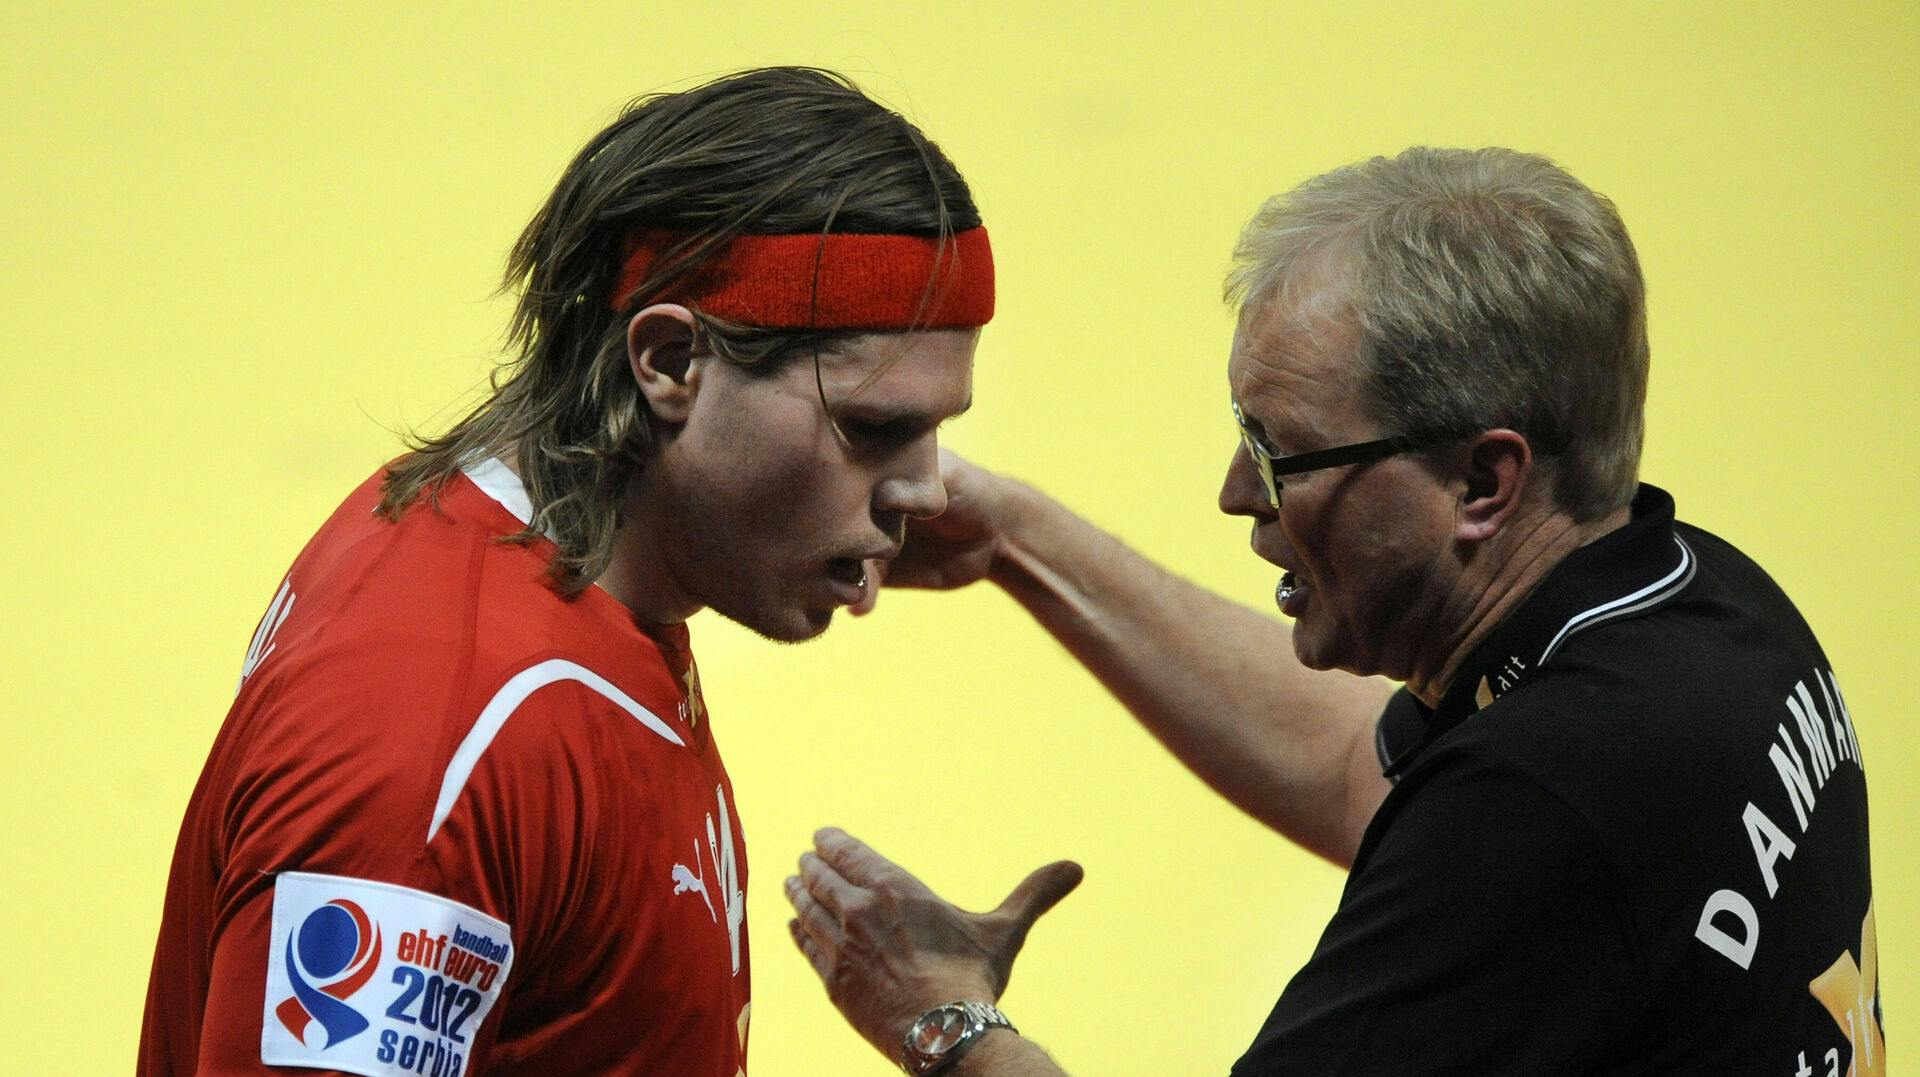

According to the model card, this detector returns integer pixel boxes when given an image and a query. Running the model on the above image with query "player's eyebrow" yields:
[841,395,973,426]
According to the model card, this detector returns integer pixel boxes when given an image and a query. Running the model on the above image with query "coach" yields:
[784,147,1879,1075]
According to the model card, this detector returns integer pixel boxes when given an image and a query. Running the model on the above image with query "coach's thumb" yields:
[995,860,1085,932]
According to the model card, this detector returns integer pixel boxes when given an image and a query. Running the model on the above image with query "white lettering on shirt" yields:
[239,575,296,692]
[1694,668,1862,968]
[707,784,745,976]
[671,786,746,976]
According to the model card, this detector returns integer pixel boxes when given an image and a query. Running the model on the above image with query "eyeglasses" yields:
[1231,397,1457,509]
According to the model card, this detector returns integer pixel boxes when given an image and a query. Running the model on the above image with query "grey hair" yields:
[1226,146,1649,521]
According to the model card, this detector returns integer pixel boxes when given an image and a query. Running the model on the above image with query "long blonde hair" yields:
[378,68,978,593]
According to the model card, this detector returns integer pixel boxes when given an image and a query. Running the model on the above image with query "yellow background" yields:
[4,2,1914,1072]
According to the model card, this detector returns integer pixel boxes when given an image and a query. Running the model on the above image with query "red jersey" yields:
[140,459,750,1077]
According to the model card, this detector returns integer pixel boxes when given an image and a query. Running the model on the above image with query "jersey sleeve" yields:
[187,674,618,1076]
[1230,755,1649,1076]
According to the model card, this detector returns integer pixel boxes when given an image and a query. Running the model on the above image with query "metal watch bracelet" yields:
[900,1000,1017,1076]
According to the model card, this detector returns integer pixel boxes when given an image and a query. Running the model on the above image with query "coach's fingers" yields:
[788,916,831,981]
[786,874,840,947]
[796,850,873,919]
[813,827,915,891]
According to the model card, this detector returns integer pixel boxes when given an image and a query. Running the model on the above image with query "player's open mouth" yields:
[826,558,868,589]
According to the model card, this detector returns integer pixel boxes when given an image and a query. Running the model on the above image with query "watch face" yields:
[910,1007,969,1054]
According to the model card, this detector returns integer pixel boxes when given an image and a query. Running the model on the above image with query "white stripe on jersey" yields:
[428,658,685,844]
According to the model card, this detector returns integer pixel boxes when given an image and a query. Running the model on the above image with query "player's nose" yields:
[878,437,948,521]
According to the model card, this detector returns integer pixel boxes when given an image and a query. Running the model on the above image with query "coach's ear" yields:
[628,303,702,424]
[1455,428,1532,544]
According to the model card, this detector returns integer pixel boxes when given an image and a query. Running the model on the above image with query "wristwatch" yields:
[900,1000,1017,1075]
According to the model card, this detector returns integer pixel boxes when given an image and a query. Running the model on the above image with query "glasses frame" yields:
[1232,398,1457,510]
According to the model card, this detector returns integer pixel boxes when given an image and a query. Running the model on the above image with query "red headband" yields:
[611,227,994,329]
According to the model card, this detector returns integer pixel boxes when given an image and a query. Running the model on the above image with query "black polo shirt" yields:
[1231,485,1878,1076]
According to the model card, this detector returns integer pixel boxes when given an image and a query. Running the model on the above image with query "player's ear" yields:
[628,304,703,424]
[1454,428,1532,543]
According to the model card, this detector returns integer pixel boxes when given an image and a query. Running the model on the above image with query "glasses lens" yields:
[1232,400,1281,509]
[1237,426,1281,509]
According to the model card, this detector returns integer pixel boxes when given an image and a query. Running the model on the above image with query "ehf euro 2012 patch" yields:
[262,872,515,1077]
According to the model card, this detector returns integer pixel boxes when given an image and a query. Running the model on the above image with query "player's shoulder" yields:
[253,463,584,673]
[227,467,582,744]
[222,459,699,798]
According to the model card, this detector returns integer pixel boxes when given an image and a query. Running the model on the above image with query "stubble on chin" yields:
[709,583,835,645]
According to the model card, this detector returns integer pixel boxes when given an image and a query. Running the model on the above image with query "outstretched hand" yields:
[785,827,1083,1063]
[852,449,1011,616]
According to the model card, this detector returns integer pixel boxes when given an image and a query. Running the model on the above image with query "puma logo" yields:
[672,840,716,922]
[668,787,746,977]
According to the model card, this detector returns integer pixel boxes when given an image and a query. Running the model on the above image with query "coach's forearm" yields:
[951,1030,1069,1076]
[985,478,1392,866]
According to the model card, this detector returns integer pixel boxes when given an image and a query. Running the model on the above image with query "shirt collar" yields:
[1381,482,1698,778]
[457,454,698,676]
[461,455,558,540]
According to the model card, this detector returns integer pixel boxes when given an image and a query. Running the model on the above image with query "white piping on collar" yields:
[1537,535,1697,666]
[461,455,549,536]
